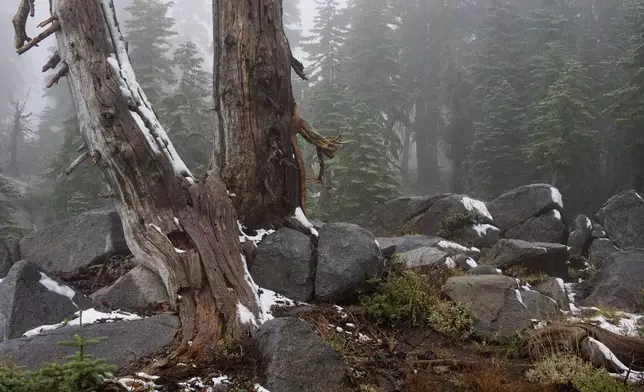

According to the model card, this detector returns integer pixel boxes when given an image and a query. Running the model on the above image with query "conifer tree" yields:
[124,0,177,104]
[0,174,21,244]
[328,100,399,220]
[159,40,213,176]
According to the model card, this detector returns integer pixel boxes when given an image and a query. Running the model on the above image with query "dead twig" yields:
[46,62,69,88]
[37,15,56,28]
[42,51,61,72]
[63,151,90,176]
[17,19,60,55]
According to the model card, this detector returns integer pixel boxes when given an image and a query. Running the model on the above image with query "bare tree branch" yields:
[17,19,60,55]
[63,151,90,176]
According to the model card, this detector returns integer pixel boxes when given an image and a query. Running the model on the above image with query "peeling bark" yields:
[36,0,261,364]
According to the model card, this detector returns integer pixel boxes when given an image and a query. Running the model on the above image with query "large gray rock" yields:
[91,265,169,310]
[521,290,561,321]
[579,249,644,312]
[482,239,570,277]
[0,261,92,341]
[534,277,570,311]
[442,275,532,336]
[504,210,567,244]
[487,184,564,232]
[248,228,315,302]
[593,190,644,250]
[353,195,448,236]
[460,224,503,248]
[0,314,178,371]
[415,194,493,236]
[591,223,608,239]
[19,207,129,274]
[253,317,348,392]
[315,223,384,303]
[0,240,19,278]
[588,238,620,268]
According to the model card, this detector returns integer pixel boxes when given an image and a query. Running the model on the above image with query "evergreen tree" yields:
[283,0,304,48]
[124,0,177,104]
[45,116,107,222]
[468,79,527,198]
[159,40,213,176]
[327,100,399,220]
[526,44,599,208]
[0,174,21,244]
[467,0,531,198]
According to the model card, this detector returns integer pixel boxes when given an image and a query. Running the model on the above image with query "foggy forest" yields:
[2,0,644,391]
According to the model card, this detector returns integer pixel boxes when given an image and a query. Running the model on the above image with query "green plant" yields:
[504,265,549,286]
[0,310,117,392]
[526,354,632,392]
[436,212,476,241]
[360,265,473,340]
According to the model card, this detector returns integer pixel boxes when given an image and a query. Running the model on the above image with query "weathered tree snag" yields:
[15,0,262,365]
[213,0,340,227]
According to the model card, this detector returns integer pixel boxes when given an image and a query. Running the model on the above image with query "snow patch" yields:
[515,289,527,308]
[23,308,142,337]
[472,223,500,236]
[461,196,493,220]
[444,257,457,269]
[465,258,478,269]
[237,221,275,245]
[437,240,475,254]
[555,278,565,292]
[552,210,562,220]
[39,272,76,302]
[550,187,564,209]
[585,217,592,229]
[237,303,258,327]
[294,207,318,237]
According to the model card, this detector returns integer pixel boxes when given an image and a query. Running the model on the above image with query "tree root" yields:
[290,104,342,213]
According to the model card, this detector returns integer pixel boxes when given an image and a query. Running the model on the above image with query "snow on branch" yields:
[98,0,196,185]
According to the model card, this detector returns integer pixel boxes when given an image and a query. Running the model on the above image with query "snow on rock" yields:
[238,221,275,245]
[444,257,457,269]
[437,240,478,255]
[550,187,564,209]
[293,207,319,237]
[552,210,562,220]
[23,308,142,337]
[461,196,493,220]
[473,223,500,236]
[38,272,76,302]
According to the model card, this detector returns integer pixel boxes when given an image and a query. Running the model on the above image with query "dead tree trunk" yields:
[213,0,340,228]
[14,0,261,365]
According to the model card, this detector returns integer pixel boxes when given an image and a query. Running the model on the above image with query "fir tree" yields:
[124,0,177,104]
[468,78,527,198]
[0,174,21,244]
[526,44,599,201]
[159,40,213,176]
[327,100,399,220]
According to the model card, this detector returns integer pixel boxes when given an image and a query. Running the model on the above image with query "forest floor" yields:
[113,303,644,392]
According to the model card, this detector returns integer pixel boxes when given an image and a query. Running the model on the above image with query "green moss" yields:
[436,212,476,241]
[504,265,549,286]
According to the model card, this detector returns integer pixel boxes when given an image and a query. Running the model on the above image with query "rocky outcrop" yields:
[91,265,169,310]
[0,314,178,371]
[481,239,570,277]
[442,275,532,337]
[315,223,384,303]
[487,184,564,232]
[534,277,570,311]
[579,249,644,312]
[504,210,567,244]
[19,207,129,275]
[587,238,620,268]
[0,239,19,279]
[593,190,644,250]
[521,290,561,321]
[253,317,349,392]
[248,228,315,302]
[0,261,92,341]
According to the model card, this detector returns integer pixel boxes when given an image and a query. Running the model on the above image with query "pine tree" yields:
[468,79,527,198]
[159,40,213,176]
[526,43,599,201]
[0,174,20,244]
[327,100,399,220]
[46,116,107,222]
[467,0,531,198]
[283,0,304,48]
[124,0,177,104]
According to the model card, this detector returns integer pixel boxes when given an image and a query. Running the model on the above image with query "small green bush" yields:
[0,311,117,392]
[526,354,632,392]
[504,265,549,286]
[360,259,473,340]
[436,212,476,242]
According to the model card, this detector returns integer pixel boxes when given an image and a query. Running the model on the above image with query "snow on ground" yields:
[461,196,493,220]
[117,373,272,392]
[472,223,500,236]
[294,207,319,237]
[23,308,142,337]
[436,240,479,255]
